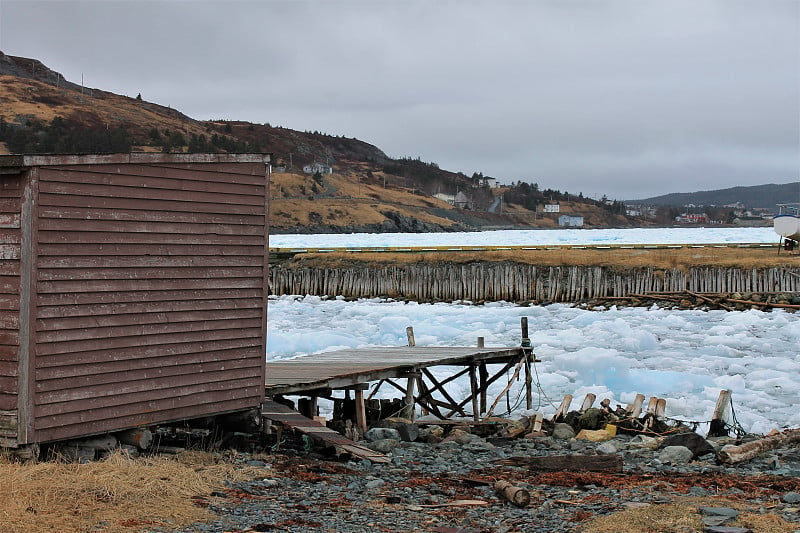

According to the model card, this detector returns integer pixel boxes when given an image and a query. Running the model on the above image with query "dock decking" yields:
[264,345,531,434]
[265,346,522,395]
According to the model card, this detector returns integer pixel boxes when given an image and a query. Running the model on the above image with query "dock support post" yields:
[469,365,480,421]
[403,376,416,420]
[708,389,732,437]
[521,317,533,410]
[355,388,367,434]
[479,363,488,413]
[406,326,415,347]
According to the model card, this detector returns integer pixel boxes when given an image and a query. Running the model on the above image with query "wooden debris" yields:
[496,454,623,473]
[413,500,489,509]
[554,394,573,421]
[708,389,731,437]
[719,428,800,464]
[494,480,531,508]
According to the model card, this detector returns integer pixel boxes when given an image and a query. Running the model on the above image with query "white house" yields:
[558,214,584,227]
[302,162,333,174]
[544,204,560,213]
[434,192,456,205]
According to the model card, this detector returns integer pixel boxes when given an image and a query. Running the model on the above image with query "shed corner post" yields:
[17,165,38,445]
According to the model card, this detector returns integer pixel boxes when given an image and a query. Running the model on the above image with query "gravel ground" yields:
[152,425,800,533]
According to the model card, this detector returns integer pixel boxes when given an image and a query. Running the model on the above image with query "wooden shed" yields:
[0,153,271,448]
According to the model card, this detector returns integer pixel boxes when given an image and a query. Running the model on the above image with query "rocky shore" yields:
[156,423,800,533]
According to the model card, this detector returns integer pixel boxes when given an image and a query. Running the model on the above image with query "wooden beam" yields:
[469,365,480,421]
[497,454,623,473]
[354,388,367,433]
[579,393,596,412]
[554,394,573,421]
[406,326,415,347]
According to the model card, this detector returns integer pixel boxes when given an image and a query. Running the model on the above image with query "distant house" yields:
[558,214,584,227]
[543,204,560,213]
[480,177,499,188]
[302,162,332,174]
[434,192,456,205]
[675,213,708,224]
[453,191,473,209]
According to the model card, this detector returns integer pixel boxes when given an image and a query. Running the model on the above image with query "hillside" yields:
[0,52,644,231]
[630,182,800,210]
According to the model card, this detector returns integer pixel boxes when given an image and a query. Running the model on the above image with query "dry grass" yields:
[269,173,462,229]
[0,450,269,533]
[582,496,798,533]
[289,246,799,271]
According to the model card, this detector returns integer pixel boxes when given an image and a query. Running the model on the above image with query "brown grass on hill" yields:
[582,496,797,533]
[288,246,799,271]
[0,451,268,533]
[269,172,461,229]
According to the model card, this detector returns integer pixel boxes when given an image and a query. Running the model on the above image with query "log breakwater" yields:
[269,263,800,303]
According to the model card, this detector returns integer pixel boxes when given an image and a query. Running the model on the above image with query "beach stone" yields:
[365,428,401,442]
[552,423,576,440]
[575,429,613,442]
[367,438,400,453]
[782,492,800,504]
[596,442,618,455]
[700,507,740,517]
[658,446,694,464]
[628,435,661,450]
[702,528,753,533]
[365,479,385,491]
[661,432,716,458]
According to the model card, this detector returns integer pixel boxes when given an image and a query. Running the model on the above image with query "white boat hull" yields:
[774,214,800,241]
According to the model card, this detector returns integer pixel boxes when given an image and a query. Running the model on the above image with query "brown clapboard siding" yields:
[0,153,269,446]
[36,349,260,387]
[34,395,262,443]
[36,337,262,369]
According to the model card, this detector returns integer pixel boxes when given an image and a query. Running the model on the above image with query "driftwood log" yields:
[497,454,622,473]
[719,429,800,464]
[494,480,531,507]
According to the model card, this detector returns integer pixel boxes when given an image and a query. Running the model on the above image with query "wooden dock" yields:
[264,345,529,432]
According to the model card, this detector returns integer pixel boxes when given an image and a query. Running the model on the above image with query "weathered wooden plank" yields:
[37,366,262,404]
[37,287,263,306]
[45,161,267,184]
[36,378,264,419]
[36,297,262,319]
[35,327,264,357]
[38,218,265,236]
[36,307,262,333]
[37,316,263,344]
[34,395,261,443]
[36,277,263,294]
[0,395,17,411]
[0,213,20,228]
[0,276,21,292]
[36,349,260,386]
[37,230,264,246]
[0,374,18,392]
[38,193,265,216]
[38,255,263,269]
[497,454,623,472]
[37,266,264,282]
[38,242,264,257]
[36,337,261,369]
[39,181,265,207]
[38,206,264,226]
[42,167,267,196]
[0,244,20,260]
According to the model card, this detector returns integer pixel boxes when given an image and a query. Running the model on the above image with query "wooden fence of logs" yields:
[269,264,800,303]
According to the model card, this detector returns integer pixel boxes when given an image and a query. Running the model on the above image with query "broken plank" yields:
[496,454,622,473]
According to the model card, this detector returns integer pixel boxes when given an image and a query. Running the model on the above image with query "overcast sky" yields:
[1,1,798,199]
